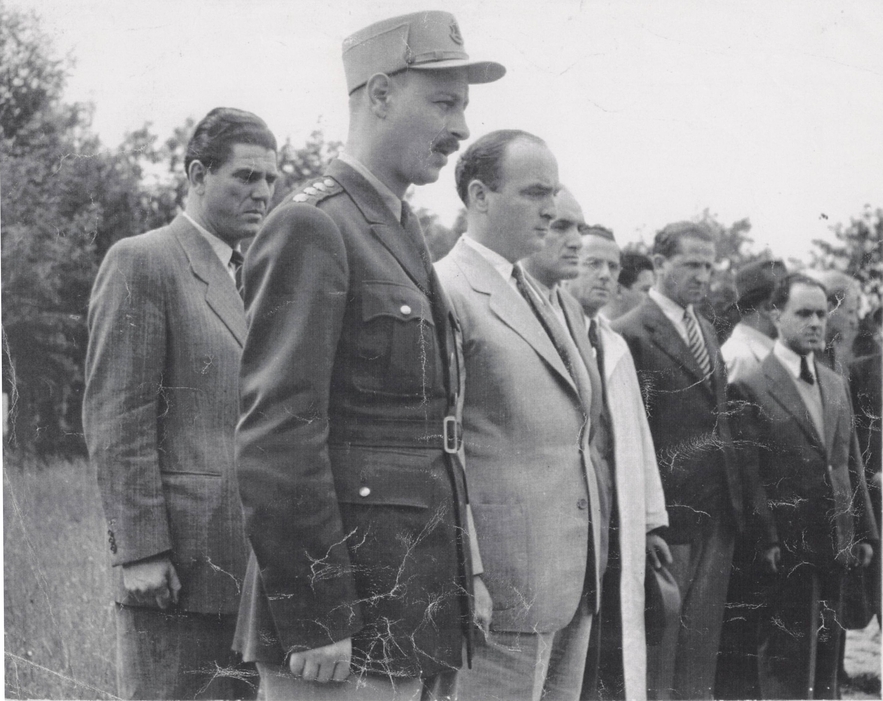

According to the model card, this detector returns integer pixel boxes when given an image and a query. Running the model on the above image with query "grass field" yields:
[4,453,117,699]
[3,452,879,699]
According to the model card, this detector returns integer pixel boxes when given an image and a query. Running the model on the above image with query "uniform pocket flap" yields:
[332,447,434,509]
[361,281,434,325]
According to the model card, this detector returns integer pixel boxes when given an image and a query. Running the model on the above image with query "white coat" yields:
[595,313,669,701]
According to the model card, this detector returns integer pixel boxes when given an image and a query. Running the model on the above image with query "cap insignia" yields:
[449,20,463,45]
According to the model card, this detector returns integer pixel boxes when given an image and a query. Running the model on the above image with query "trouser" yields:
[458,607,594,701]
[116,603,257,700]
[646,513,735,700]
[581,506,624,701]
[757,564,844,700]
[256,662,458,701]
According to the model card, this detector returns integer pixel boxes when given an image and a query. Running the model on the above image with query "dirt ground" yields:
[842,621,881,699]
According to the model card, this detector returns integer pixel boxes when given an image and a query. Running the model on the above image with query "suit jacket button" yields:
[400,304,412,315]
[577,498,588,510]
[359,486,371,497]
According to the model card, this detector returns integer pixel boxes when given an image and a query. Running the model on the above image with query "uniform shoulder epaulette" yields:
[290,177,342,205]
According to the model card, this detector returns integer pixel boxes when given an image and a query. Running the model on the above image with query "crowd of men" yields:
[82,9,881,701]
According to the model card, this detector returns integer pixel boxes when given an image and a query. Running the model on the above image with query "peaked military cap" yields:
[342,11,506,94]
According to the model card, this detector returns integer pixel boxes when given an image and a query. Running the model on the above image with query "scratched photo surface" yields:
[3,0,882,699]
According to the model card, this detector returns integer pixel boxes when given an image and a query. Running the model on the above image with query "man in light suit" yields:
[612,222,743,700]
[435,131,603,701]
[83,108,278,699]
[732,273,876,698]
[564,211,670,701]
[234,12,504,701]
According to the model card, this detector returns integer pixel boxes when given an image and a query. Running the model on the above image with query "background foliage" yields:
[1,2,880,454]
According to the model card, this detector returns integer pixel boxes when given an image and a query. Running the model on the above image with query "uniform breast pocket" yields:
[353,281,436,396]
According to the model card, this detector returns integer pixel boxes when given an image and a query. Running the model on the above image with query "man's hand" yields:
[853,542,874,568]
[646,533,673,571]
[121,555,181,609]
[761,545,781,574]
[288,638,351,683]
[472,575,493,637]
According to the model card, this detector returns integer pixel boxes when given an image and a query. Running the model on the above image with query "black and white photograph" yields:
[2,1,881,699]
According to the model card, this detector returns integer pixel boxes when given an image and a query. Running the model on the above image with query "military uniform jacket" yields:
[234,159,473,678]
[732,353,878,569]
[83,216,248,614]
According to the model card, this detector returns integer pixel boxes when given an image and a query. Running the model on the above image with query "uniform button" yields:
[359,486,371,498]
[292,193,308,202]
[400,304,412,315]
[304,187,318,196]
[323,178,336,188]
[313,182,326,192]
[577,498,588,510]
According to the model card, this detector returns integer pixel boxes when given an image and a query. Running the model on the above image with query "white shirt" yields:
[338,151,402,222]
[722,322,775,384]
[461,234,517,289]
[648,287,701,347]
[182,212,238,283]
[772,340,825,439]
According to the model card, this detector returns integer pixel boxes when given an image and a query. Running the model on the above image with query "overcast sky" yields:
[15,0,883,262]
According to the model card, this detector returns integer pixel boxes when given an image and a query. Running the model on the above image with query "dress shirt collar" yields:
[649,286,699,338]
[773,339,816,381]
[338,151,402,222]
[732,322,776,352]
[462,234,515,284]
[525,275,561,310]
[182,212,237,271]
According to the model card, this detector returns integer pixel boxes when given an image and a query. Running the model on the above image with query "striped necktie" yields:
[229,249,244,297]
[683,307,711,377]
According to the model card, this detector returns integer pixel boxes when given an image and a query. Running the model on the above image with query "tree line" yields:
[2,2,880,455]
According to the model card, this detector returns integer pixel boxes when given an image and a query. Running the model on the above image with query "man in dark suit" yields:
[612,222,742,700]
[732,273,876,698]
[436,133,603,701]
[83,108,278,699]
[234,12,504,700]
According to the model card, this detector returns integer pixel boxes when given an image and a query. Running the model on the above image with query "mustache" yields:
[432,137,461,156]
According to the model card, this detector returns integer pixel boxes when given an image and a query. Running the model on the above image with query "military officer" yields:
[233,11,505,701]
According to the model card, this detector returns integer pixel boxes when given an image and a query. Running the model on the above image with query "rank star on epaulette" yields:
[292,178,341,203]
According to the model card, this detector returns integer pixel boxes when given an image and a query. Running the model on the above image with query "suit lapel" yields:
[171,216,245,347]
[817,366,842,463]
[328,160,431,296]
[451,239,576,394]
[762,355,825,452]
[642,299,712,392]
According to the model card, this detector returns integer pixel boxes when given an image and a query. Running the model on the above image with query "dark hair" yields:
[770,273,828,311]
[619,252,654,288]
[184,107,277,175]
[653,221,714,259]
[455,129,546,205]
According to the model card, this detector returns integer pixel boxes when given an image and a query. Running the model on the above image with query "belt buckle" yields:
[443,416,461,454]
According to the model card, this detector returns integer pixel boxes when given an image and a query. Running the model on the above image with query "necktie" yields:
[683,308,711,377]
[230,249,244,297]
[400,201,433,279]
[799,355,815,385]
[512,265,594,416]
[588,318,605,385]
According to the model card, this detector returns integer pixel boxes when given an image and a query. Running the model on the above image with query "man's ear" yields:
[652,253,667,272]
[365,73,393,118]
[468,180,490,213]
[188,160,208,194]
